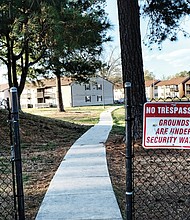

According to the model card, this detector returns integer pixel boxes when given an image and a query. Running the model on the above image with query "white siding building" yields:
[113,83,124,102]
[145,77,190,99]
[145,80,160,100]
[156,77,189,98]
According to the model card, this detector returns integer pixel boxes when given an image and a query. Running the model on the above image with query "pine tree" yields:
[117,0,190,135]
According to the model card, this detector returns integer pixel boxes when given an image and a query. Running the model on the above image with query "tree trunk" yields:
[12,56,18,88]
[117,0,146,137]
[6,34,13,88]
[56,74,65,112]
[18,41,29,99]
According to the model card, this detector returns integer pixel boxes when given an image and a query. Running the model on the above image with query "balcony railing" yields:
[36,92,55,98]
[21,93,31,99]
[44,92,55,98]
[36,92,43,98]
[170,88,179,92]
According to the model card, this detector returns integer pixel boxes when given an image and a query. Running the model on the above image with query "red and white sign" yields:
[143,102,190,149]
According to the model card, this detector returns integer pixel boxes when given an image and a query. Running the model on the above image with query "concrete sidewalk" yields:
[35,107,123,220]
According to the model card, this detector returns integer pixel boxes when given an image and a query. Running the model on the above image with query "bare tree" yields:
[100,47,122,84]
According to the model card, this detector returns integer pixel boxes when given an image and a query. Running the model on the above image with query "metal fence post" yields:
[124,82,133,220]
[7,98,18,220]
[10,87,25,220]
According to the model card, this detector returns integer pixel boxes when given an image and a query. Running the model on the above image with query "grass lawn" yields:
[23,105,111,125]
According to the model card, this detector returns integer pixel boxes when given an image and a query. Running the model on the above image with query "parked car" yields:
[114,98,124,104]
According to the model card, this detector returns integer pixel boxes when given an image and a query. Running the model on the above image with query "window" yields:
[96,84,102,90]
[85,84,91,90]
[85,96,91,102]
[37,98,43,103]
[37,88,43,92]
[97,95,102,102]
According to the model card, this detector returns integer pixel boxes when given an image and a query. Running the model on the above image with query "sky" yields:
[105,0,190,80]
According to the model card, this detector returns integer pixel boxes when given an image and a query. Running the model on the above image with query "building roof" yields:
[0,76,112,91]
[156,76,190,86]
[0,83,9,92]
[185,79,190,85]
[114,83,123,89]
[145,80,160,87]
[29,77,73,88]
[0,78,73,91]
[32,76,113,88]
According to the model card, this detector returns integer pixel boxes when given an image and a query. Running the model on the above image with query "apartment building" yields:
[145,76,190,99]
[20,76,114,108]
[145,80,160,99]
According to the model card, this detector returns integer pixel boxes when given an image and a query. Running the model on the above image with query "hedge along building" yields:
[19,76,114,108]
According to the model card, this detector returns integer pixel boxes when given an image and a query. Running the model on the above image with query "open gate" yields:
[0,88,25,220]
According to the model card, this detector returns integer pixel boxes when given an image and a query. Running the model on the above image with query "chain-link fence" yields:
[0,88,25,220]
[131,97,190,220]
[0,99,16,220]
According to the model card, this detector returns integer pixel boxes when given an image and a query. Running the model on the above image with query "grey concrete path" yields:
[35,107,123,220]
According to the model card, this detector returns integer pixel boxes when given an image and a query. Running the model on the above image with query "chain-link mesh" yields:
[132,97,190,220]
[0,100,15,219]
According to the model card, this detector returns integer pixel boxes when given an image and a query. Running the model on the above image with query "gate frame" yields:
[10,87,25,220]
[124,82,133,220]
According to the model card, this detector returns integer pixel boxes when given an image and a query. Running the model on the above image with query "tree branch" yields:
[0,57,8,66]
[28,49,46,67]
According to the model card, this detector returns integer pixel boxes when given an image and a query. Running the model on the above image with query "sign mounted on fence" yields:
[143,102,190,149]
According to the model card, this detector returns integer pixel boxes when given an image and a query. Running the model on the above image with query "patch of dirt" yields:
[106,136,190,220]
[105,134,126,219]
